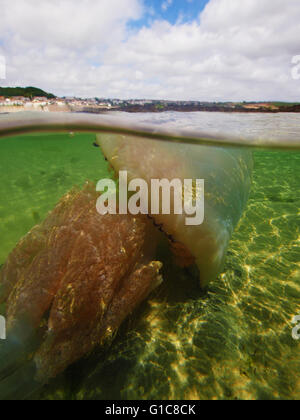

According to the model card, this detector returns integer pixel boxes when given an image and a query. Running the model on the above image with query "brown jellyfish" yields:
[0,135,252,389]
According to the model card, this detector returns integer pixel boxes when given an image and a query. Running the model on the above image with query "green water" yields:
[0,133,108,265]
[0,133,300,400]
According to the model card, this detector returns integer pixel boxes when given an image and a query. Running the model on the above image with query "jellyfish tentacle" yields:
[0,226,47,304]
[0,182,163,384]
[34,260,162,382]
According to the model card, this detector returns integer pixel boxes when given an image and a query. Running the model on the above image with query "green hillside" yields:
[0,86,56,99]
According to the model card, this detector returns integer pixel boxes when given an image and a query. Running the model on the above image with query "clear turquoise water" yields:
[0,127,299,400]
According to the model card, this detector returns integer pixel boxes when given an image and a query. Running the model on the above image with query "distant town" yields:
[1,86,300,113]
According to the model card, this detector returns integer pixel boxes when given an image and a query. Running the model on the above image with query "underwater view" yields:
[0,111,299,400]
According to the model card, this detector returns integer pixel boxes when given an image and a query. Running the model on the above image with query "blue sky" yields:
[131,0,210,27]
[1,0,300,101]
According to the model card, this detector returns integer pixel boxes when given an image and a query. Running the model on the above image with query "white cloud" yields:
[0,0,300,100]
[0,0,142,50]
[162,0,173,12]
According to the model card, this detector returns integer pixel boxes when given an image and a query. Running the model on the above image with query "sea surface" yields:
[0,111,300,400]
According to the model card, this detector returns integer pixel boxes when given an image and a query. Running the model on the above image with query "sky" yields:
[0,0,300,101]
[132,0,209,27]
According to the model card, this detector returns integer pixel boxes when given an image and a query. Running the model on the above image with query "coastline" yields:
[2,104,300,114]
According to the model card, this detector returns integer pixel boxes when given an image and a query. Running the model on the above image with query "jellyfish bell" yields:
[97,134,253,286]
